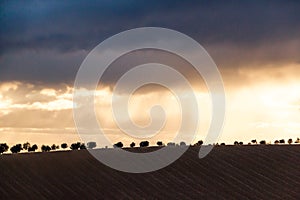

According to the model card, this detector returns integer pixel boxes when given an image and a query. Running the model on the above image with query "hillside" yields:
[0,145,299,199]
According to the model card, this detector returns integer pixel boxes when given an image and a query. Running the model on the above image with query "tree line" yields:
[0,137,299,154]
[0,141,97,154]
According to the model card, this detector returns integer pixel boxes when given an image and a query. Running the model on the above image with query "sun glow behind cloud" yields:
[223,80,300,143]
[1,64,300,147]
[1,59,300,147]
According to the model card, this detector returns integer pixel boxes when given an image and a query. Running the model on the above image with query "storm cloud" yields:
[0,0,300,85]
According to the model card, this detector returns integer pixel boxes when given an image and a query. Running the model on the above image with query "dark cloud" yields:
[0,0,300,84]
[1,0,299,51]
[0,49,86,85]
[99,48,206,93]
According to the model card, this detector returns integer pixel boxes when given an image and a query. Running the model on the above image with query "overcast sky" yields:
[0,0,300,147]
[1,0,300,84]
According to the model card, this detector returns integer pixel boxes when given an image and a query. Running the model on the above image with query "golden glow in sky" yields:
[1,62,300,147]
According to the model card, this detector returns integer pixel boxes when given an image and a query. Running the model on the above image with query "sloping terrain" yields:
[0,145,299,199]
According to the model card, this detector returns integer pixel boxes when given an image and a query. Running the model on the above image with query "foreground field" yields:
[0,145,299,199]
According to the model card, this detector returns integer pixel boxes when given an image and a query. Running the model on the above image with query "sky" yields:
[0,0,300,147]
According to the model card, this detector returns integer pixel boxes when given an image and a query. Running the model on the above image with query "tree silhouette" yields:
[295,138,300,143]
[41,145,51,152]
[251,139,257,144]
[130,142,135,148]
[220,143,225,146]
[80,143,86,149]
[167,142,175,146]
[0,143,9,154]
[274,140,279,144]
[288,139,293,144]
[239,142,243,145]
[180,141,186,146]
[23,142,30,150]
[234,141,239,145]
[196,140,203,146]
[87,142,96,149]
[10,144,23,153]
[259,140,266,145]
[51,144,58,150]
[157,141,163,146]
[279,139,285,144]
[28,144,38,152]
[140,141,149,147]
[70,142,81,150]
[61,143,68,149]
[114,142,123,148]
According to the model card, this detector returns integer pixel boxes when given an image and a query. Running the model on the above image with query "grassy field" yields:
[0,145,299,199]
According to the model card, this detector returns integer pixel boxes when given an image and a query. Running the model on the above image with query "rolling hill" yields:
[0,145,299,199]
